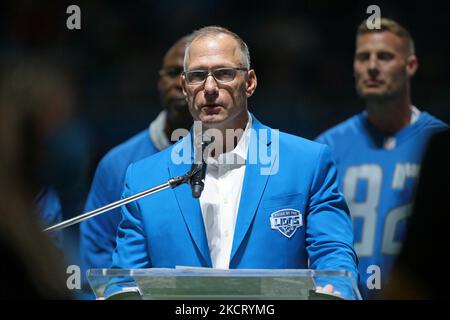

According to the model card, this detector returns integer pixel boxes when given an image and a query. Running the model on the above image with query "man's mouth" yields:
[201,104,223,114]
[363,79,384,87]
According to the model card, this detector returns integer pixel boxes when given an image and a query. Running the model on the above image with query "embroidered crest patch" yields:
[270,208,302,238]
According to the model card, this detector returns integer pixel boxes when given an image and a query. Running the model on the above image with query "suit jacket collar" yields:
[166,114,277,267]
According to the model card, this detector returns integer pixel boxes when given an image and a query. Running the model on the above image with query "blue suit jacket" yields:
[112,117,358,283]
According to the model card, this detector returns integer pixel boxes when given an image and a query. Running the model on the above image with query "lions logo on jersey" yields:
[270,208,302,238]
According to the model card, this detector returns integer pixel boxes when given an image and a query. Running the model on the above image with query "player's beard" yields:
[356,80,405,102]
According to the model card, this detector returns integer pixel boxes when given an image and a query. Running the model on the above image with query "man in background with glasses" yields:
[111,26,358,297]
[79,35,193,285]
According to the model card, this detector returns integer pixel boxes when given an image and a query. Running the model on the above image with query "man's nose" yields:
[204,74,219,95]
[367,56,379,77]
[368,56,379,71]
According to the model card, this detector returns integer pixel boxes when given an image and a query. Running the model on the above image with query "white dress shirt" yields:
[199,114,253,269]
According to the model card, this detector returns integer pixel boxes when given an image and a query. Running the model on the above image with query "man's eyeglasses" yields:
[159,66,184,78]
[183,67,248,85]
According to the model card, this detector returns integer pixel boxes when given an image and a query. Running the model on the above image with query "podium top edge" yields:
[87,268,352,278]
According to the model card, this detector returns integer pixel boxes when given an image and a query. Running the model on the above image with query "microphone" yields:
[190,162,206,199]
[190,136,214,198]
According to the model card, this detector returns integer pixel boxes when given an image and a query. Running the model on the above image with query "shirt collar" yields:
[362,105,421,126]
[227,112,252,162]
[193,111,253,167]
[148,110,171,151]
[410,105,421,125]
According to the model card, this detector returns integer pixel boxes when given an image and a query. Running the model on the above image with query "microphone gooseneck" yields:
[43,134,214,233]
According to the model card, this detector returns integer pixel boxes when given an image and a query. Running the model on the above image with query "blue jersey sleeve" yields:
[35,187,64,250]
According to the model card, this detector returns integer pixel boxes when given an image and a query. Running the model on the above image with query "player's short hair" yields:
[356,18,415,55]
[184,26,251,70]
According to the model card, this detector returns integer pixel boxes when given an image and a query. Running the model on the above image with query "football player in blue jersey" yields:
[316,18,448,299]
[79,35,193,275]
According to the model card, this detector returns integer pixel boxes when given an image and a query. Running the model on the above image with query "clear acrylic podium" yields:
[87,268,362,300]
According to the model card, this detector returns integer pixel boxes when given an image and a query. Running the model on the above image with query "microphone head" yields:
[190,162,207,199]
[192,183,204,198]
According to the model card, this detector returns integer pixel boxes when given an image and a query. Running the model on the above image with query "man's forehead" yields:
[188,34,241,64]
[191,33,238,48]
[356,31,406,53]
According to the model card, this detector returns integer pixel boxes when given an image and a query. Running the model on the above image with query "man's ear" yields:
[406,55,418,78]
[246,69,257,98]
[181,75,188,97]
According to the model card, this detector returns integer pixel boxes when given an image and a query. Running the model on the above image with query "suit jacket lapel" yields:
[230,117,277,263]
[167,135,212,267]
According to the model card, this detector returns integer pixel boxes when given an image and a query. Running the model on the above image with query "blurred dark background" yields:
[1,0,449,265]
